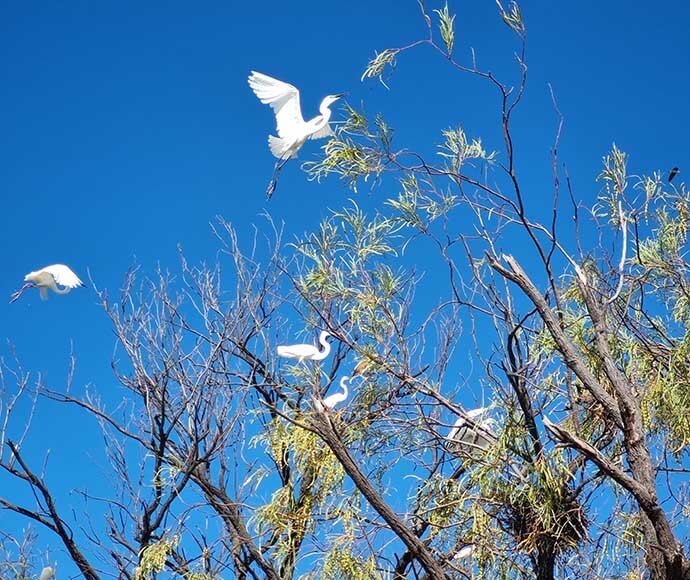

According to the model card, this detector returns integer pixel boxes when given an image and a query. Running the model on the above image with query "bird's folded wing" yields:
[45,265,84,288]
[248,71,305,139]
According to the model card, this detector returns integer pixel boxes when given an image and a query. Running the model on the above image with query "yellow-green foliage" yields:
[302,106,388,189]
[268,418,345,493]
[254,417,346,555]
[637,339,690,451]
[438,126,496,173]
[415,475,468,537]
[135,535,179,579]
[386,173,458,233]
[434,3,456,55]
[506,456,585,554]
[596,144,628,216]
[321,546,381,580]
[360,49,400,87]
[305,137,377,190]
[496,0,525,35]
[293,202,406,340]
[637,207,688,266]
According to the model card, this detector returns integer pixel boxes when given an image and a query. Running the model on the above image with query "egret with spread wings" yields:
[248,71,343,197]
[10,264,85,303]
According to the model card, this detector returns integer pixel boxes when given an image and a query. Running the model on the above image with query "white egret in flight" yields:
[276,330,332,362]
[322,375,350,409]
[248,71,344,197]
[38,567,55,580]
[446,407,497,454]
[10,264,85,303]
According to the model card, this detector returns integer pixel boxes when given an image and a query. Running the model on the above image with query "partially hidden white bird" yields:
[248,71,344,197]
[446,407,497,454]
[452,545,475,561]
[276,330,332,362]
[323,375,350,410]
[38,566,55,580]
[10,264,85,303]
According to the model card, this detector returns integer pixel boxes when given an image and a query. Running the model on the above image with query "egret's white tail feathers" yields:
[268,135,297,160]
[40,288,49,301]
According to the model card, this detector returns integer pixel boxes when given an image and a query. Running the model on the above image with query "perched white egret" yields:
[276,330,332,362]
[38,566,55,580]
[10,264,85,303]
[248,71,343,197]
[452,545,475,561]
[446,407,497,454]
[323,376,350,409]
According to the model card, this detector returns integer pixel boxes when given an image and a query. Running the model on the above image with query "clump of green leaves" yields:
[303,106,390,191]
[496,0,525,36]
[415,474,468,536]
[498,457,586,556]
[438,126,496,173]
[266,418,345,496]
[434,3,456,56]
[320,546,381,579]
[386,173,458,234]
[252,417,347,567]
[361,48,400,88]
[135,535,179,579]
[637,338,690,451]
[595,144,629,224]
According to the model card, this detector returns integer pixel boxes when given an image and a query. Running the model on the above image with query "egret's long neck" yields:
[319,100,333,119]
[318,334,331,357]
[53,285,72,295]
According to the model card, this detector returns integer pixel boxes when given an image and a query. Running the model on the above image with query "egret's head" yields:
[323,93,345,107]
[24,271,39,283]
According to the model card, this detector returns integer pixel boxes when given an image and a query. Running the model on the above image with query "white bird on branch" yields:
[248,71,344,197]
[452,545,475,561]
[276,330,332,363]
[10,264,85,303]
[38,566,55,580]
[446,407,497,454]
[323,375,350,409]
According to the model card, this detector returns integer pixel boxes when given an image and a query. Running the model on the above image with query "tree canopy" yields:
[2,2,690,579]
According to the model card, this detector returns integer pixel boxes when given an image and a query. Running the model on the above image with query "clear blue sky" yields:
[1,0,689,575]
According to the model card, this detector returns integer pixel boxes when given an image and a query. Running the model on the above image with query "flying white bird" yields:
[276,330,332,362]
[10,264,85,303]
[446,407,497,454]
[248,71,343,197]
[38,566,55,580]
[323,375,350,409]
[248,71,343,159]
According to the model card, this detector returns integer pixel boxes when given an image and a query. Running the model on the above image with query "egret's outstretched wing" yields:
[43,264,84,288]
[308,124,334,140]
[248,71,305,138]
